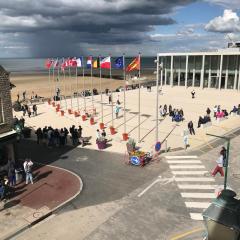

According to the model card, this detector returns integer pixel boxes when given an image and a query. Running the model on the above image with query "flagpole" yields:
[138,53,141,143]
[91,56,94,108]
[82,57,86,111]
[69,61,73,110]
[53,60,55,101]
[48,67,51,99]
[76,63,79,112]
[110,55,114,127]
[123,54,126,134]
[100,56,103,124]
[57,59,61,107]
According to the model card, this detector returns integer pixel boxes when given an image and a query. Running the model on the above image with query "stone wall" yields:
[0,66,13,134]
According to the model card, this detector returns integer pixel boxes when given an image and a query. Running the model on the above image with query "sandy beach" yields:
[10,73,125,102]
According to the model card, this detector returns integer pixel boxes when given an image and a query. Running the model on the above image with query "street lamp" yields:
[155,58,163,143]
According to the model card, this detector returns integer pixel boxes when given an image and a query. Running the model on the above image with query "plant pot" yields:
[122,133,128,141]
[110,127,115,135]
[57,104,60,109]
[56,107,60,112]
[74,111,80,117]
[48,99,51,105]
[90,117,94,125]
[61,110,64,116]
[68,109,72,114]
[82,115,87,121]
[97,140,106,149]
[52,102,55,107]
[99,122,104,130]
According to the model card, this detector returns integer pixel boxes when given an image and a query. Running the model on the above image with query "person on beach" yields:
[23,158,34,184]
[187,121,195,135]
[211,152,224,177]
[191,90,195,99]
[117,95,120,105]
[78,126,82,138]
[115,105,120,118]
[101,129,106,138]
[17,93,20,102]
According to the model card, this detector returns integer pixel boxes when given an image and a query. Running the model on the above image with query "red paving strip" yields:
[12,164,81,210]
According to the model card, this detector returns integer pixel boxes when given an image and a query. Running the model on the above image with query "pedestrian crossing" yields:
[165,155,216,221]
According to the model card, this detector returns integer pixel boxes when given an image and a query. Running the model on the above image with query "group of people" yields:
[159,104,184,122]
[96,129,107,140]
[35,125,84,147]
[21,104,38,118]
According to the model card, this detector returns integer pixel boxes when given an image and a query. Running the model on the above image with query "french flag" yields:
[87,56,92,68]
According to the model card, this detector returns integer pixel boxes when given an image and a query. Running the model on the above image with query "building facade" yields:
[0,65,17,168]
[157,48,240,90]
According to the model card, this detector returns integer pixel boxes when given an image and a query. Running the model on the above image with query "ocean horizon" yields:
[0,57,156,74]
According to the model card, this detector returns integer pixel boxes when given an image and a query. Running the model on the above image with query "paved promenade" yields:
[15,86,240,155]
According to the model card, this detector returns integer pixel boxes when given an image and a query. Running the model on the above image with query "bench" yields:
[201,122,212,129]
[216,117,227,123]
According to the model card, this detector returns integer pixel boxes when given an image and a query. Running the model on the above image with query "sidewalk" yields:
[0,163,82,240]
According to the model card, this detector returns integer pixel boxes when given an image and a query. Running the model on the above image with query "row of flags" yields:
[45,56,140,72]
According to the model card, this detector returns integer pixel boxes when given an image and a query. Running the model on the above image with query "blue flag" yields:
[114,57,124,69]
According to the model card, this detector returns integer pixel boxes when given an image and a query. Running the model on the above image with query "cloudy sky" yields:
[0,0,239,57]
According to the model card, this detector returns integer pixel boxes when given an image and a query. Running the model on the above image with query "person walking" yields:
[187,121,195,135]
[211,152,224,177]
[115,105,120,119]
[35,127,43,144]
[183,134,189,150]
[23,158,34,184]
[191,89,195,99]
[108,94,112,104]
[33,104,37,116]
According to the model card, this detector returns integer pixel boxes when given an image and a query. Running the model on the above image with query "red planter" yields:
[61,110,64,116]
[110,127,115,135]
[82,115,87,121]
[122,133,128,141]
[48,99,51,105]
[74,111,80,117]
[90,117,94,125]
[99,122,104,130]
[57,104,60,109]
[56,107,60,112]
[68,109,72,114]
[52,102,55,107]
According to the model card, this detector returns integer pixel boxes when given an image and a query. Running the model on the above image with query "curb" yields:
[4,163,83,240]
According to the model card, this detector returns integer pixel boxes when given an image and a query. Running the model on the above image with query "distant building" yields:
[157,47,240,90]
[0,65,17,169]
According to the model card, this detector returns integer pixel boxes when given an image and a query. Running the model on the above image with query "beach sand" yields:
[10,73,125,101]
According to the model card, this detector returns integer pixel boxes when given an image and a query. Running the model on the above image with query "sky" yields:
[0,0,240,58]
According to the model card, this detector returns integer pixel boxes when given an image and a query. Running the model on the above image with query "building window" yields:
[0,97,4,124]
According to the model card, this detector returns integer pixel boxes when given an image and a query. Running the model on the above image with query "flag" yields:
[100,56,111,69]
[53,59,59,68]
[93,59,99,68]
[45,59,53,69]
[114,57,124,69]
[71,57,77,67]
[61,58,66,71]
[87,56,92,68]
[126,56,140,72]
[76,57,83,67]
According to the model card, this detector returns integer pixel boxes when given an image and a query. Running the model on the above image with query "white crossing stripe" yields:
[170,165,205,169]
[167,160,202,164]
[165,156,198,159]
[185,202,211,209]
[181,193,216,199]
[190,213,203,221]
[172,171,208,175]
[178,184,217,190]
[175,177,215,182]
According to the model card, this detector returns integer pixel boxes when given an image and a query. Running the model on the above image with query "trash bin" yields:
[202,189,240,240]
[15,169,23,184]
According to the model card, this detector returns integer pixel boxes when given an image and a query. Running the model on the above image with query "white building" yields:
[157,47,240,90]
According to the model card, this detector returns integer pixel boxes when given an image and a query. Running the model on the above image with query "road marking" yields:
[167,160,202,164]
[170,227,204,240]
[170,165,205,169]
[189,213,204,221]
[181,192,215,199]
[165,156,198,159]
[137,179,161,197]
[185,202,211,209]
[175,177,215,182]
[172,171,208,175]
[178,184,217,189]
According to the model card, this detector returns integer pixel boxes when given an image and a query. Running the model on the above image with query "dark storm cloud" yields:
[0,0,197,57]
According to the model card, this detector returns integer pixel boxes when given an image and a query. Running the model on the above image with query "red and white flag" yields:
[70,57,77,67]
[100,56,111,69]
[45,58,53,69]
[53,59,59,68]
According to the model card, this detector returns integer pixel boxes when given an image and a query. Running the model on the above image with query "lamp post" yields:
[206,133,230,190]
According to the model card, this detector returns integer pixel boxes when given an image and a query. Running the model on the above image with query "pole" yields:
[99,56,103,123]
[123,54,126,134]
[138,53,141,143]
[91,56,94,108]
[83,57,86,111]
[110,55,114,127]
[69,62,72,110]
[155,56,160,143]
[76,65,79,111]
[48,68,51,99]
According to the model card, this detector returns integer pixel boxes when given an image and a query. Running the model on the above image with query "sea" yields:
[0,57,156,74]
